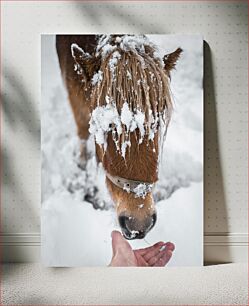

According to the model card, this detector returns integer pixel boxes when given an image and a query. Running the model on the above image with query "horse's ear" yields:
[71,43,95,81]
[163,48,183,76]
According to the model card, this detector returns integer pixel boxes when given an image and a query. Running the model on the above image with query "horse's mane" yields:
[88,35,173,154]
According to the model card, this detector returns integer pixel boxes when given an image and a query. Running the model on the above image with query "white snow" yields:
[96,35,157,60]
[134,110,145,140]
[88,102,122,150]
[89,101,149,157]
[119,35,154,55]
[134,183,153,199]
[108,51,121,77]
[41,182,203,266]
[115,36,122,43]
[120,102,133,130]
[71,43,90,60]
[130,230,140,239]
[96,35,115,58]
[121,141,131,159]
[91,70,103,86]
[41,34,203,267]
[101,44,116,57]
[126,70,132,80]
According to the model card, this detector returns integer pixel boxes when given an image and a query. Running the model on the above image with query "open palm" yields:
[109,231,175,267]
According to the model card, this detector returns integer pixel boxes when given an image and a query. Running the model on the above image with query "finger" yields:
[137,241,164,257]
[153,250,173,267]
[134,252,149,267]
[146,242,175,265]
[165,242,175,251]
[136,241,165,256]
[142,242,168,261]
[147,244,171,266]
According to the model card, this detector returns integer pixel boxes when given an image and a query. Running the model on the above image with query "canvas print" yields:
[41,34,203,267]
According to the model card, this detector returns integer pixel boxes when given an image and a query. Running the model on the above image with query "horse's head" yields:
[71,35,182,239]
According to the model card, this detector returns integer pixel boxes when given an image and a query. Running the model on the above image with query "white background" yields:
[1,1,248,265]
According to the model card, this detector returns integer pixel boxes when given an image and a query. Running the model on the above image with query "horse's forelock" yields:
[90,43,173,152]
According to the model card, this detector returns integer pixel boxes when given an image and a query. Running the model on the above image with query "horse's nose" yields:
[118,213,157,240]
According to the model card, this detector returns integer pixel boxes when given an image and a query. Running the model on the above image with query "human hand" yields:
[109,230,175,267]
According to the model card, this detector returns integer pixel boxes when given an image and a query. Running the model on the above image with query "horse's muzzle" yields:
[118,213,157,240]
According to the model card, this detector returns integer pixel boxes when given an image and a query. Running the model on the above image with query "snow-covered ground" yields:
[41,35,203,267]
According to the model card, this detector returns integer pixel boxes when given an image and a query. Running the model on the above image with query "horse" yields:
[56,35,182,240]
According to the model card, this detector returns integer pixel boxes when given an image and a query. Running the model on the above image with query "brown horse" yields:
[56,35,182,239]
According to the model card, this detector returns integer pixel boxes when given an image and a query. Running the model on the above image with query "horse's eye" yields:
[127,184,129,186]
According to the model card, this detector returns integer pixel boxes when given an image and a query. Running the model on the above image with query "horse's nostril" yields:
[118,215,129,229]
[151,213,157,227]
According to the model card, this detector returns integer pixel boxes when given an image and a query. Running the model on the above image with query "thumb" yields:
[111,230,124,255]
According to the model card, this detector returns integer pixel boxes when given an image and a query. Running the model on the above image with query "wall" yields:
[1,0,248,263]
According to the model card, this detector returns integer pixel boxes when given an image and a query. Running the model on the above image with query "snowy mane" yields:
[88,35,173,157]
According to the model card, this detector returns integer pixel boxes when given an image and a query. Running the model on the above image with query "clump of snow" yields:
[96,35,117,58]
[105,95,111,104]
[91,70,103,86]
[109,51,121,78]
[120,102,133,129]
[121,141,131,159]
[130,230,140,239]
[134,183,153,199]
[138,203,144,209]
[89,102,149,158]
[96,35,159,63]
[119,35,155,55]
[101,44,116,57]
[134,111,145,142]
[89,102,122,150]
[126,70,132,80]
[147,109,160,141]
[115,36,122,43]
[73,63,83,76]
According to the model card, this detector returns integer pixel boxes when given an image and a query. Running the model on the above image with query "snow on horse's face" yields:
[71,35,182,239]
